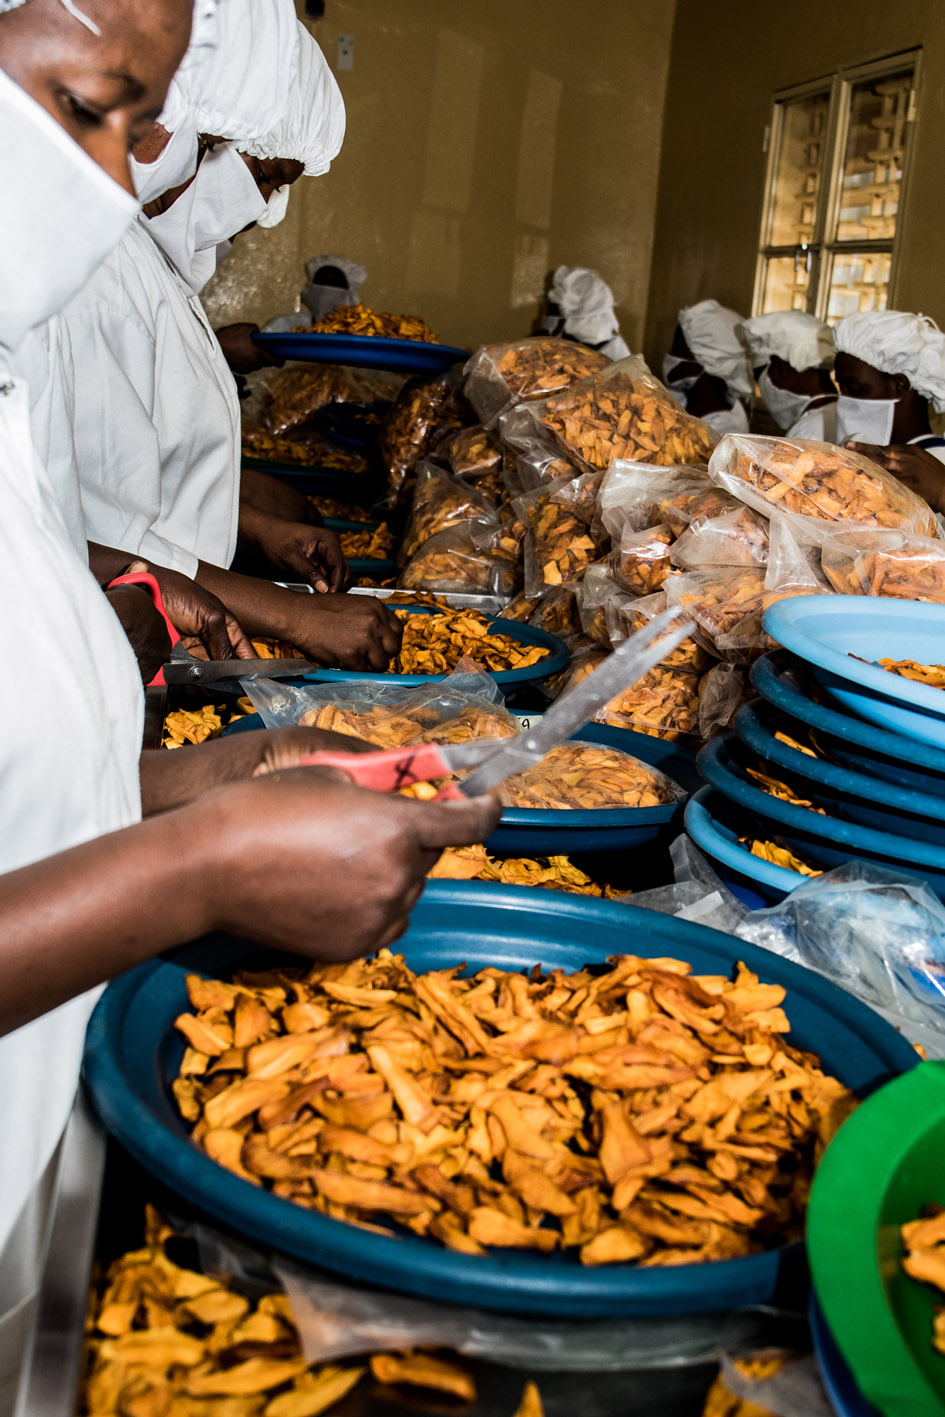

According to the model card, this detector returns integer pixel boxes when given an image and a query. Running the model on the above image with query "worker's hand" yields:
[240,468,323,526]
[129,563,255,661]
[200,769,501,960]
[104,584,172,684]
[253,518,351,593]
[280,592,402,671]
[845,441,945,514]
[140,725,375,816]
[215,322,282,374]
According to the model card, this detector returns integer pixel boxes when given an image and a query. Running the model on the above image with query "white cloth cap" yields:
[238,22,345,176]
[189,0,300,142]
[737,311,834,373]
[678,299,753,401]
[833,310,945,414]
[549,266,624,351]
[306,254,366,288]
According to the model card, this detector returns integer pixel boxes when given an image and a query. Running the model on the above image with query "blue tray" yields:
[734,700,945,847]
[764,597,945,749]
[684,786,799,907]
[82,880,915,1318]
[253,332,470,376]
[810,1298,881,1417]
[222,719,697,854]
[301,608,570,688]
[752,653,945,797]
[698,736,945,899]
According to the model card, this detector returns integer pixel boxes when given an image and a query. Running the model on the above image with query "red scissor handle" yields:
[107,570,180,687]
[298,742,463,799]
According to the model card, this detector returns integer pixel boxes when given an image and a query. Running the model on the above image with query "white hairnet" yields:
[678,299,753,401]
[188,0,300,141]
[549,266,628,355]
[833,310,945,413]
[238,22,345,176]
[737,311,834,373]
[306,254,366,288]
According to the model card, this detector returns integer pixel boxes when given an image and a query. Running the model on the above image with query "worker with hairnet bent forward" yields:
[662,298,752,436]
[737,310,837,442]
[538,265,630,361]
[833,310,945,514]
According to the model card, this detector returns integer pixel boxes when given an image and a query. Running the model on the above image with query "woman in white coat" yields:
[833,310,945,514]
[0,3,499,1407]
[737,310,837,441]
[16,1,401,670]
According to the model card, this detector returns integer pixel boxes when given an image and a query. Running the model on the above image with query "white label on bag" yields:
[513,713,543,731]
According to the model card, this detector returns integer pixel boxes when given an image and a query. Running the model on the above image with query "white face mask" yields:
[145,143,267,295]
[256,184,291,229]
[662,353,700,398]
[758,365,811,431]
[835,393,897,446]
[0,68,137,360]
[130,121,199,206]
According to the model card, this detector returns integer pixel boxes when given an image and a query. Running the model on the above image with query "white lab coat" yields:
[701,400,749,436]
[0,376,143,1416]
[17,219,241,577]
[787,398,838,444]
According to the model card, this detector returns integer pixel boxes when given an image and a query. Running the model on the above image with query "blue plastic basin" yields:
[252,331,470,375]
[734,700,945,847]
[83,880,915,1319]
[684,786,799,906]
[752,652,945,800]
[698,736,945,900]
[764,596,945,749]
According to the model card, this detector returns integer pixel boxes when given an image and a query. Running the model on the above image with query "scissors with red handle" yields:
[106,570,180,687]
[296,607,696,800]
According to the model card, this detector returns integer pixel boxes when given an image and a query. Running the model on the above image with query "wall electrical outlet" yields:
[336,35,354,71]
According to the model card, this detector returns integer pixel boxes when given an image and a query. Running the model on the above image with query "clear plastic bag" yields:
[400,462,497,564]
[379,373,471,506]
[596,461,710,543]
[497,740,686,810]
[502,590,541,622]
[593,663,702,741]
[670,500,770,570]
[612,522,675,596]
[698,662,749,740]
[527,354,717,475]
[527,584,582,643]
[736,860,945,1039]
[708,433,938,535]
[263,362,400,436]
[497,404,580,497]
[542,638,608,701]
[464,336,611,427]
[435,422,503,478]
[515,477,600,598]
[399,522,520,598]
[243,661,511,743]
[605,590,712,674]
[762,511,835,602]
[550,469,605,528]
[665,567,771,666]
[820,525,945,602]
[577,563,629,647]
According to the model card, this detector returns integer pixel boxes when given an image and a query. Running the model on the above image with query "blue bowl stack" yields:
[685,596,945,907]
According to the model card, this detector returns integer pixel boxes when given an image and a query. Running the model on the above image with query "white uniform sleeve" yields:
[56,300,200,577]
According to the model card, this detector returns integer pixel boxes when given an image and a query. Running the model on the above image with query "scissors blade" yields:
[162,654,313,686]
[458,609,695,797]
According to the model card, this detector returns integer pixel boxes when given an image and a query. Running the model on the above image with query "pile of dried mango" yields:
[494,742,677,810]
[82,1207,545,1416]
[301,304,439,344]
[336,522,393,560]
[163,697,256,750]
[429,843,619,896]
[901,1205,945,1354]
[173,950,854,1267]
[299,702,515,749]
[391,606,549,676]
[741,839,823,878]
[874,657,945,689]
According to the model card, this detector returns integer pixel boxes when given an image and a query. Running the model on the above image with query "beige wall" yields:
[644,0,945,371]
[203,0,677,353]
